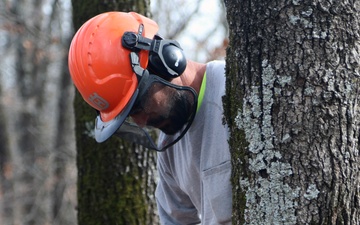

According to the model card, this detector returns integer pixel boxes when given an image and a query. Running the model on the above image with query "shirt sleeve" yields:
[155,153,201,225]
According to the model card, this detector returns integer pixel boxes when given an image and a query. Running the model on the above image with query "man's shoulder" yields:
[205,60,226,92]
[206,60,226,78]
[206,60,225,70]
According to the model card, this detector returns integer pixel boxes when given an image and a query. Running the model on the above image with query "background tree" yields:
[224,0,360,224]
[71,1,158,225]
[0,1,76,224]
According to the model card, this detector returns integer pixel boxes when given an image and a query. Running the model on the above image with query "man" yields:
[68,11,231,224]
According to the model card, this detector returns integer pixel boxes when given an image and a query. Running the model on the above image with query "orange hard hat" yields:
[68,11,159,122]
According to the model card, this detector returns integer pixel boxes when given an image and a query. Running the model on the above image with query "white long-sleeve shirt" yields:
[156,61,232,224]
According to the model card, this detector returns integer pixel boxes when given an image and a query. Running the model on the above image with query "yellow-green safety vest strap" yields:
[196,72,206,113]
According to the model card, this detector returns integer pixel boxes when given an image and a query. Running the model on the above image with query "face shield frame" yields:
[115,74,197,151]
[117,52,197,151]
[94,88,139,143]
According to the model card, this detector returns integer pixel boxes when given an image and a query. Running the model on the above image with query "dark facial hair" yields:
[147,91,194,135]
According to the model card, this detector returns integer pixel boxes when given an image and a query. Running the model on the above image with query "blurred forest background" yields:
[0,0,227,224]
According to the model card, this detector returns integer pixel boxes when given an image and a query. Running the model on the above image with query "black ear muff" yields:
[148,41,187,80]
[122,29,187,80]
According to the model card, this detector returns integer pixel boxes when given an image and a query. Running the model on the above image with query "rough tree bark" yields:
[71,1,158,225]
[224,0,360,224]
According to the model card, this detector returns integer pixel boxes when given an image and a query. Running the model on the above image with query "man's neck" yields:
[178,60,206,94]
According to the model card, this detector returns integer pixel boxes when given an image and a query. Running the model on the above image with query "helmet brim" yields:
[95,89,139,142]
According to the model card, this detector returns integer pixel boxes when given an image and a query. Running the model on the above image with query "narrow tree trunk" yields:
[0,84,11,225]
[71,1,158,224]
[224,0,360,224]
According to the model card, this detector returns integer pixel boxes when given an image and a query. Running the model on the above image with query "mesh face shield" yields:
[113,75,197,151]
[95,51,197,151]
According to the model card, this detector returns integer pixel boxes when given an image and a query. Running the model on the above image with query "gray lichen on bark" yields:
[236,60,301,224]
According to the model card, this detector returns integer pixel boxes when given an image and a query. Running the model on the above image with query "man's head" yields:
[68,12,197,149]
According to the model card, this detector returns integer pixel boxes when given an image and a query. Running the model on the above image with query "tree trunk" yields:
[224,0,360,224]
[71,1,158,225]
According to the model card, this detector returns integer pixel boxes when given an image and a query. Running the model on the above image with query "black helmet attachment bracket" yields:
[122,25,187,79]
